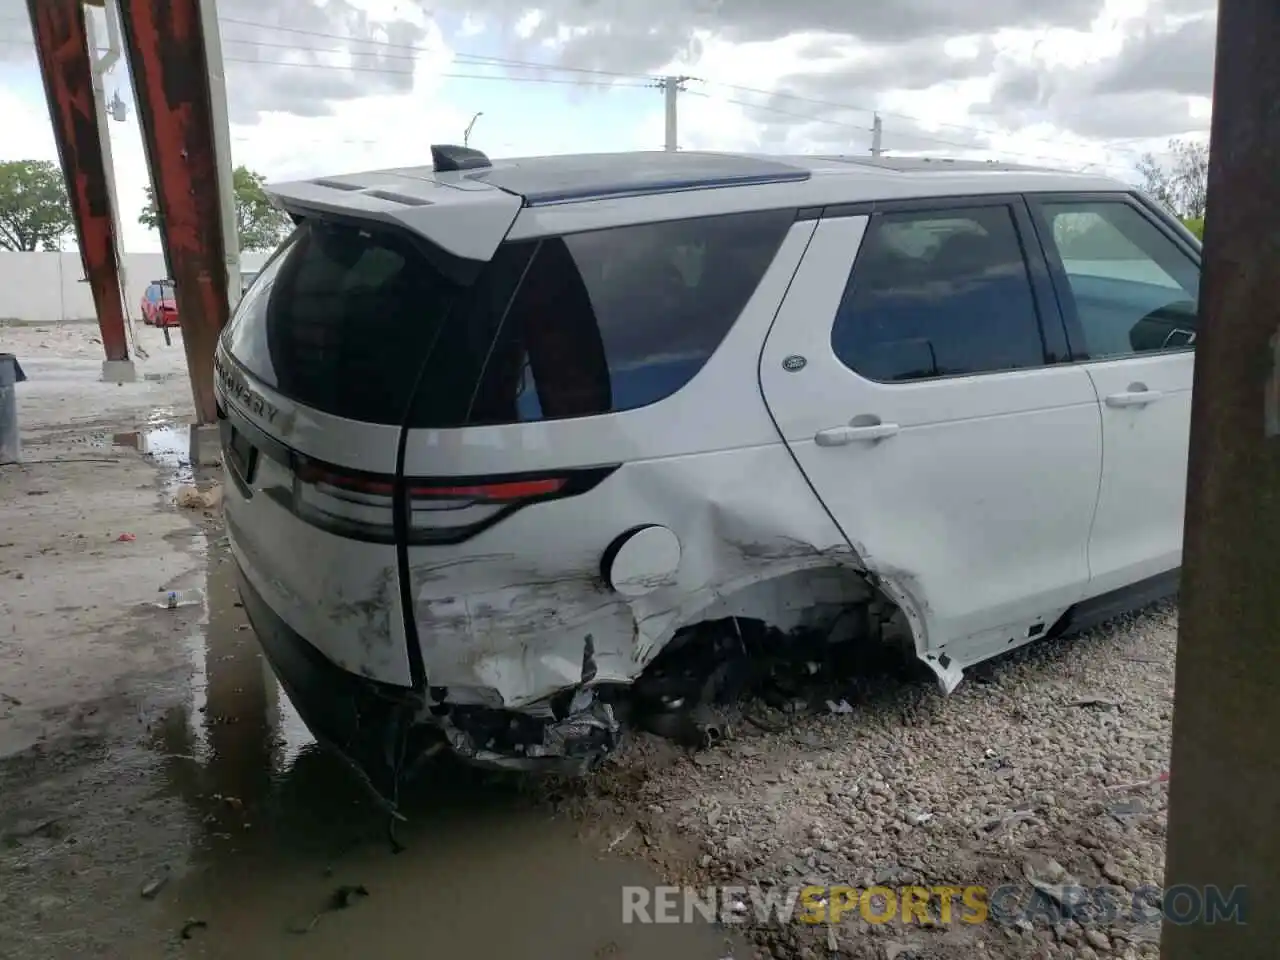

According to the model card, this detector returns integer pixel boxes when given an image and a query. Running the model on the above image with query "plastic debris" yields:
[606,825,635,852]
[141,868,170,899]
[155,587,204,610]
[1105,770,1170,792]
[176,484,223,511]
[116,532,136,542]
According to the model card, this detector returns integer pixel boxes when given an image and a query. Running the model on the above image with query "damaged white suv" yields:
[215,146,1200,803]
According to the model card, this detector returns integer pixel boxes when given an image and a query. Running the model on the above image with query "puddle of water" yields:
[137,536,738,959]
[111,425,194,488]
[162,532,312,775]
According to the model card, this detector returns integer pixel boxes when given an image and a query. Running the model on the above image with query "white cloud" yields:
[1,0,1214,257]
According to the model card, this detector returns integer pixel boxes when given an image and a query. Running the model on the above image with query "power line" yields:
[218,16,655,82]
[691,78,1150,163]
[216,35,654,86]
[0,16,1159,171]
[683,88,1131,173]
[0,36,649,88]
[218,13,1117,164]
[218,52,651,86]
[683,89,871,132]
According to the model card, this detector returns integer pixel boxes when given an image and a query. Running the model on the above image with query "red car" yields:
[141,280,179,327]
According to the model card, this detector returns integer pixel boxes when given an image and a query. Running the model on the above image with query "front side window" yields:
[1033,200,1200,359]
[830,205,1046,382]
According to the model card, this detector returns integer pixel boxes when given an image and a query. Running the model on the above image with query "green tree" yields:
[1136,138,1209,220]
[138,165,292,251]
[0,159,75,252]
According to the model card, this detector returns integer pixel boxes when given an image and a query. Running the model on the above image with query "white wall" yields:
[0,251,271,325]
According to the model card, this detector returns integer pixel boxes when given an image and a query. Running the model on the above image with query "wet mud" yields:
[0,424,741,960]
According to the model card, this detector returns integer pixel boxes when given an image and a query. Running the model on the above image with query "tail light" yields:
[292,458,614,545]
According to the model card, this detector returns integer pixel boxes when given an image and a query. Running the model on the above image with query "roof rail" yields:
[431,144,492,173]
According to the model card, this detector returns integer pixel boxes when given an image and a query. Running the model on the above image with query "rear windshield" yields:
[222,219,463,425]
[223,208,793,427]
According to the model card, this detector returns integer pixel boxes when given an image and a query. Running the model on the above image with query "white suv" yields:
[213,147,1200,802]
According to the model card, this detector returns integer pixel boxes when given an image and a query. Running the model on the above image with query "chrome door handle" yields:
[814,422,900,446]
[1105,389,1164,408]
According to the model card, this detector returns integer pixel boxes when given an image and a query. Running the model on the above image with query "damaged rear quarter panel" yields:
[224,481,413,686]
[410,442,867,709]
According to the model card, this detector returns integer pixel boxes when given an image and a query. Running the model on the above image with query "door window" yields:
[830,205,1046,382]
[1034,200,1199,359]
[144,285,158,302]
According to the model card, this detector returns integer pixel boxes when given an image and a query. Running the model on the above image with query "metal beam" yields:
[26,0,130,363]
[1161,1,1280,956]
[116,0,229,424]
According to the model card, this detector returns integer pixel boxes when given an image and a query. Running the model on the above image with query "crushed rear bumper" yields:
[234,563,424,808]
[234,560,621,801]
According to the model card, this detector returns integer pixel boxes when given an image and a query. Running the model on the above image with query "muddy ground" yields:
[1,322,1173,960]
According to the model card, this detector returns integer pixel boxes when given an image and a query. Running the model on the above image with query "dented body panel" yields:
[757,213,1102,684]
[397,219,850,709]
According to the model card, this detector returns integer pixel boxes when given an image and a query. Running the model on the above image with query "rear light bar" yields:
[292,457,613,545]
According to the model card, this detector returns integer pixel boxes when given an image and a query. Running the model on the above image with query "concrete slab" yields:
[100,358,137,383]
[189,422,221,467]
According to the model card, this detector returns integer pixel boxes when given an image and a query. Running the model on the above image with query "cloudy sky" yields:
[0,0,1216,253]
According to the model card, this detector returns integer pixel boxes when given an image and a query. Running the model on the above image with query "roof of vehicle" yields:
[263,150,1135,261]
[482,152,1131,205]
[271,149,1129,212]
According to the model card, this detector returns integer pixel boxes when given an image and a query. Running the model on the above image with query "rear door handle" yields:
[1105,387,1164,408]
[814,422,900,446]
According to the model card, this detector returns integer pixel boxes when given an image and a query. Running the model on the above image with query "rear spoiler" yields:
[263,145,521,271]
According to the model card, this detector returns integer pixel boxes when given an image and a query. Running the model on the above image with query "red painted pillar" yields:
[116,0,229,424]
[26,0,130,362]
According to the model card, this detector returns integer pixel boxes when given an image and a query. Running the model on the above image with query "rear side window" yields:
[408,208,794,428]
[830,205,1046,382]
[223,220,463,424]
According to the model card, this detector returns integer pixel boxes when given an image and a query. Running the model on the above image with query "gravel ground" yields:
[569,606,1176,960]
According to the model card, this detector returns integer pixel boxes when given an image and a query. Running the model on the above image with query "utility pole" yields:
[870,113,883,158]
[661,75,689,152]
[464,111,482,147]
[1160,2,1280,958]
